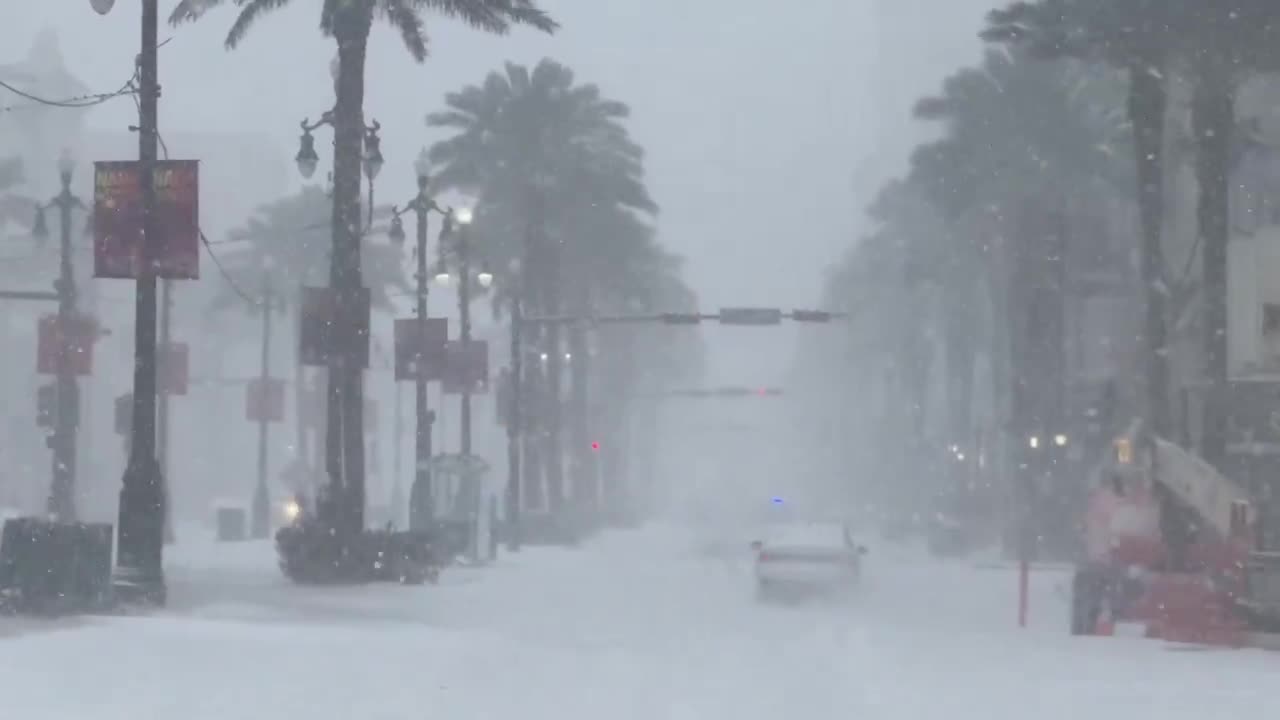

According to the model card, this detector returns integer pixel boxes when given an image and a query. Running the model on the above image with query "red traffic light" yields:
[591,441,600,451]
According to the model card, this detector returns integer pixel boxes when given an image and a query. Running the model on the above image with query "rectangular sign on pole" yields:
[443,340,490,395]
[299,286,371,368]
[36,313,96,376]
[36,384,55,428]
[393,317,448,381]
[246,377,285,423]
[93,160,200,280]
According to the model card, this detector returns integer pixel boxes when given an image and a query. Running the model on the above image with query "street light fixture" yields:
[295,114,380,183]
[388,214,406,245]
[453,206,474,225]
[295,128,319,179]
[90,0,114,14]
[362,121,384,181]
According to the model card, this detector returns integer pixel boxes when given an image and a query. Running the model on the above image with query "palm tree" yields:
[1180,2,1280,465]
[427,58,657,516]
[170,0,556,541]
[906,46,1130,490]
[983,0,1180,438]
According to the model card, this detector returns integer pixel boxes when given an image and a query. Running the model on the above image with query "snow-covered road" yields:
[2,526,1278,720]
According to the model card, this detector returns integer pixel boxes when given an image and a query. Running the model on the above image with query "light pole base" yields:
[114,455,167,607]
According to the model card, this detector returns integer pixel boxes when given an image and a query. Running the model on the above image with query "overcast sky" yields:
[4,0,994,384]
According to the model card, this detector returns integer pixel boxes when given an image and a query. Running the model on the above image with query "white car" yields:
[751,522,867,603]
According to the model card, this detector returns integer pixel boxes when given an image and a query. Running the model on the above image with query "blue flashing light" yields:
[771,497,784,505]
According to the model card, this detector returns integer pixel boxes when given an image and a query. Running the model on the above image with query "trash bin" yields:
[216,505,248,542]
[0,517,113,614]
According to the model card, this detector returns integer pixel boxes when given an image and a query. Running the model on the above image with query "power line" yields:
[0,35,172,115]
[200,227,261,307]
[0,73,137,114]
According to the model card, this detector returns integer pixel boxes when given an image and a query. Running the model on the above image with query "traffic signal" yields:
[591,441,600,451]
[718,307,782,325]
[790,309,833,323]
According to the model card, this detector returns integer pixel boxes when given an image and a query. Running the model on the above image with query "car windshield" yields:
[762,523,851,548]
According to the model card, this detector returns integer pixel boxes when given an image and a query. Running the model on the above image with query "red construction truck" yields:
[1070,422,1280,646]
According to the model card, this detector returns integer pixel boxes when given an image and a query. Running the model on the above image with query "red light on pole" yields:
[591,441,600,451]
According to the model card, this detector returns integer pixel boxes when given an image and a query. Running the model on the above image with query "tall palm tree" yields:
[1179,2,1280,465]
[984,0,1180,439]
[908,47,1130,457]
[170,0,555,540]
[427,58,657,516]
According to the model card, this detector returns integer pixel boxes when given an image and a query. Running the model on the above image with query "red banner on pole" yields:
[443,340,489,395]
[36,313,96,376]
[393,317,448,382]
[246,377,285,423]
[93,160,200,279]
[159,342,189,396]
[299,286,371,368]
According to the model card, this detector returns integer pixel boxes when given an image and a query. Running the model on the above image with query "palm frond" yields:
[226,0,295,49]
[413,0,558,34]
[379,0,429,61]
[168,0,228,25]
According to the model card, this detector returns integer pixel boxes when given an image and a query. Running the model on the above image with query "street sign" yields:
[790,309,833,323]
[36,384,55,428]
[246,377,285,423]
[159,342,189,396]
[299,286,371,368]
[443,340,489,395]
[93,160,200,279]
[36,313,96,376]
[393,317,448,382]
[114,393,132,436]
[718,307,782,325]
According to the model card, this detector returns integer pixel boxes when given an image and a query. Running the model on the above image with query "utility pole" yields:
[251,272,274,539]
[412,169,434,529]
[114,0,166,604]
[458,223,473,457]
[43,155,82,522]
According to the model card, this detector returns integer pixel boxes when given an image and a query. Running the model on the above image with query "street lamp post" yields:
[34,152,85,522]
[99,0,166,604]
[293,108,382,548]
[434,207,490,457]
[388,149,441,531]
[506,260,523,551]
